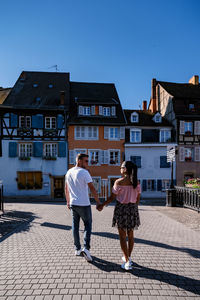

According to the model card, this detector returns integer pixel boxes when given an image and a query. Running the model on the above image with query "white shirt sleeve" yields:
[84,170,93,184]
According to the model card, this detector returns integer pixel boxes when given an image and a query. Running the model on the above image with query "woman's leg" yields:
[127,229,134,257]
[118,228,129,262]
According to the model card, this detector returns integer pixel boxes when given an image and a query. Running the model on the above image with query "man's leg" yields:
[71,206,81,251]
[80,205,92,250]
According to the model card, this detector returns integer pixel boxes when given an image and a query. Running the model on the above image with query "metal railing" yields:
[0,182,4,212]
[175,186,200,212]
[89,179,108,201]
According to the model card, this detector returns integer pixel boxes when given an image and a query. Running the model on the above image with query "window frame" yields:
[19,116,31,128]
[45,117,56,129]
[19,143,32,159]
[160,129,171,143]
[131,112,139,123]
[130,129,141,143]
[109,127,120,140]
[103,107,111,116]
[75,126,98,140]
[88,149,101,166]
[108,149,120,166]
[43,143,57,158]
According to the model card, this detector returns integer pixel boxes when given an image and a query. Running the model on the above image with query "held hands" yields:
[96,203,104,211]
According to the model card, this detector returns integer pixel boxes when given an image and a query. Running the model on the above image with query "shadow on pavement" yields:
[92,231,200,259]
[41,222,71,230]
[0,210,37,242]
[92,256,200,295]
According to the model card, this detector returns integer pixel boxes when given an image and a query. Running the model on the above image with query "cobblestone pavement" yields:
[0,201,200,300]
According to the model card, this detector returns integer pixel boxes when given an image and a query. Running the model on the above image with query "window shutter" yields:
[194,121,200,135]
[91,106,95,115]
[57,115,63,129]
[111,106,116,116]
[152,180,156,191]
[69,150,74,164]
[120,127,125,139]
[142,180,147,192]
[157,179,162,191]
[99,106,103,115]
[78,106,83,115]
[33,142,43,157]
[32,115,43,129]
[104,127,109,139]
[194,147,200,161]
[58,142,66,157]
[104,150,109,164]
[179,121,185,134]
[10,113,18,128]
[137,156,141,168]
[118,151,121,164]
[101,150,105,164]
[9,142,17,157]
[179,147,185,161]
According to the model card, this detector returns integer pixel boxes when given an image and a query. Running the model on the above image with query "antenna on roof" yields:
[48,65,58,72]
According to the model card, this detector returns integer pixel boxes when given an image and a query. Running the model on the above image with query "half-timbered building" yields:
[149,75,200,185]
[0,71,69,197]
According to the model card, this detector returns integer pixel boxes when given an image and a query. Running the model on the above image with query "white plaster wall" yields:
[125,145,176,198]
[0,140,68,196]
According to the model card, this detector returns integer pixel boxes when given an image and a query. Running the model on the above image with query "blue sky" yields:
[1,0,200,109]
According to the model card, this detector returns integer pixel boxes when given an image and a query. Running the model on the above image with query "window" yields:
[92,177,101,193]
[48,84,53,88]
[83,106,91,115]
[162,179,170,190]
[89,150,100,165]
[131,112,138,123]
[184,148,193,161]
[17,171,42,190]
[19,116,31,128]
[160,156,170,168]
[184,122,193,135]
[33,83,38,88]
[109,150,120,165]
[189,103,195,111]
[130,156,141,168]
[147,180,156,191]
[160,130,171,143]
[130,129,141,143]
[109,127,119,140]
[75,126,98,140]
[43,143,57,159]
[19,143,32,159]
[45,117,56,129]
[103,107,111,116]
[154,113,162,123]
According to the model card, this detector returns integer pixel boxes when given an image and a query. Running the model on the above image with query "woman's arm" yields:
[136,193,141,205]
[102,192,116,207]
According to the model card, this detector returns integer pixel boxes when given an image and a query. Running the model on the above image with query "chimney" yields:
[60,91,65,105]
[189,75,199,85]
[142,100,147,111]
[150,78,157,113]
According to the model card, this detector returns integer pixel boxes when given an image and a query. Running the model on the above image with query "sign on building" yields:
[167,145,175,162]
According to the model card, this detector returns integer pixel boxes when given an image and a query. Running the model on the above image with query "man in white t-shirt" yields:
[65,153,101,262]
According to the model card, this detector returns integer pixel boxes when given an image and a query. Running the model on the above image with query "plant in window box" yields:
[19,156,31,161]
[185,156,192,161]
[43,156,56,160]
[185,178,200,188]
[110,160,116,164]
[26,183,34,189]
[185,131,191,136]
[91,160,98,165]
[18,182,25,189]
[34,182,42,189]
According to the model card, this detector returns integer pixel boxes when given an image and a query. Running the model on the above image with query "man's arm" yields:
[88,182,101,208]
[65,182,70,209]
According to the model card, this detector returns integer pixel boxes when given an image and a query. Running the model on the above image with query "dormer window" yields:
[48,84,53,88]
[131,112,138,123]
[154,113,162,123]
[78,106,91,116]
[33,83,38,88]
[189,103,195,111]
[103,107,111,116]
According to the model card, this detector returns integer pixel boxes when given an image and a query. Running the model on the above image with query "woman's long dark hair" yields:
[123,161,138,189]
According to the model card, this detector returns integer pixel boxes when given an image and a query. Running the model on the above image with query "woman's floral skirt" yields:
[112,201,140,230]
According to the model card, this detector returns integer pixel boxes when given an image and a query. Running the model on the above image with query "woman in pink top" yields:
[100,161,141,270]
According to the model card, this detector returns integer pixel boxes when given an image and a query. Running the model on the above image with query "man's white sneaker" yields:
[121,261,133,271]
[122,256,133,266]
[81,248,93,262]
[75,249,82,256]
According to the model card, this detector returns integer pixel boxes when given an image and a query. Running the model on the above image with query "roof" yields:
[124,109,172,127]
[2,71,70,110]
[158,80,200,99]
[0,88,12,104]
[68,81,126,125]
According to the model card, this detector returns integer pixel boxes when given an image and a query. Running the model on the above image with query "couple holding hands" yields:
[65,153,141,270]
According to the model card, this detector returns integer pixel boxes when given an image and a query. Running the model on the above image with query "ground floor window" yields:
[162,179,170,190]
[17,171,42,190]
[19,143,32,160]
[43,143,57,159]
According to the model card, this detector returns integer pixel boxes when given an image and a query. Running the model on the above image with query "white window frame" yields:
[131,112,139,123]
[75,126,98,140]
[160,129,171,143]
[19,116,31,128]
[91,177,101,193]
[45,117,56,129]
[130,129,141,143]
[109,127,120,140]
[109,149,120,166]
[154,113,162,123]
[83,106,91,116]
[103,107,111,116]
[43,143,57,158]
[88,149,101,166]
[19,143,32,158]
[184,121,193,135]
[184,148,193,161]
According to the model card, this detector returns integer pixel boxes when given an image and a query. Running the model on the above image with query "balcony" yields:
[43,129,58,137]
[17,128,33,137]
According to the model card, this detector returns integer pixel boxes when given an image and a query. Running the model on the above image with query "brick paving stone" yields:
[1,202,200,300]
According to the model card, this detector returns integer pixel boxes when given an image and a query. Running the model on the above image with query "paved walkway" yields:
[0,201,200,300]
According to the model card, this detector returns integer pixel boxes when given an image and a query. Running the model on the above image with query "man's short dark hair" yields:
[77,153,89,161]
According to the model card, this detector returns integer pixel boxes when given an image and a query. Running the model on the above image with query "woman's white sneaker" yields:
[75,249,82,256]
[81,248,93,262]
[122,256,133,266]
[121,261,132,270]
